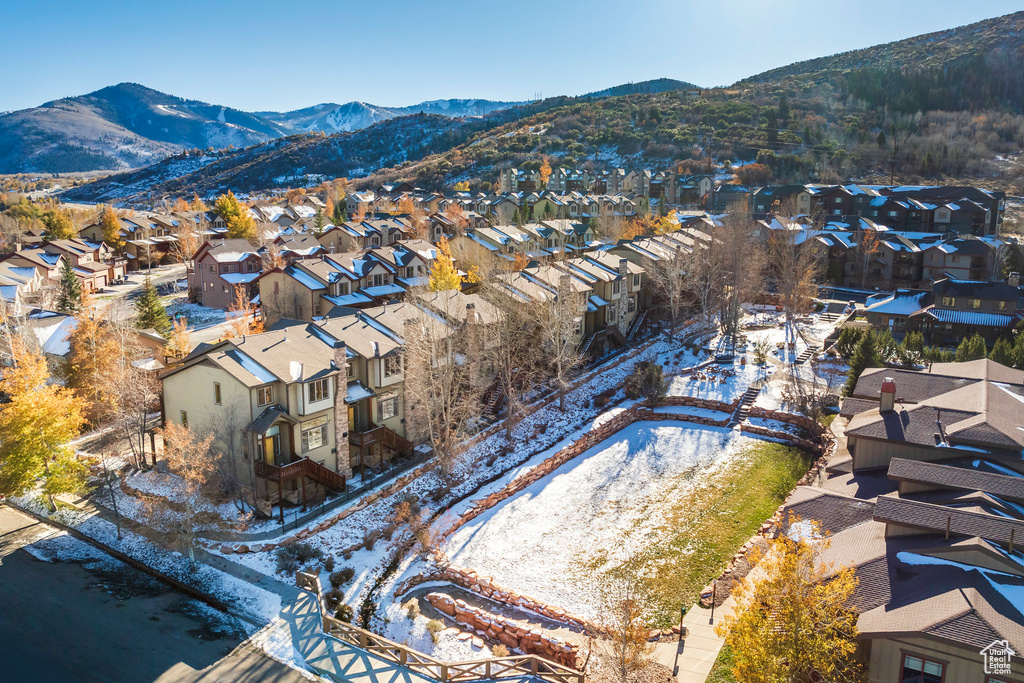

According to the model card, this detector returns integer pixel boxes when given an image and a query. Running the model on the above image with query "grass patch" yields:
[706,644,737,683]
[817,413,838,429]
[602,441,810,627]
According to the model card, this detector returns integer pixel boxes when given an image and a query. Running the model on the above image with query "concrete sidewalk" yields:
[653,598,735,683]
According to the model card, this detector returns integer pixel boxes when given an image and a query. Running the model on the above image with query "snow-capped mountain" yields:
[257,98,526,134]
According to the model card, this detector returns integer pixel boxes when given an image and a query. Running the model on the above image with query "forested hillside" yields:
[61,11,1024,202]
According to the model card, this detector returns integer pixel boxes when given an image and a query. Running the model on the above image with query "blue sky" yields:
[1,0,1021,113]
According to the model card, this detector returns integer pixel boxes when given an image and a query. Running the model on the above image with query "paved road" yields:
[0,505,311,683]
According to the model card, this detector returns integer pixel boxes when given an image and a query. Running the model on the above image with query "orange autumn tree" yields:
[539,157,552,189]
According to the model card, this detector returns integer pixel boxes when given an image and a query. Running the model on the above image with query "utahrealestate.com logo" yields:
[981,639,1015,676]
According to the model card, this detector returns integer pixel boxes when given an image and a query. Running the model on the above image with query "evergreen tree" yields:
[135,276,171,335]
[56,258,81,314]
[955,333,987,362]
[844,331,882,396]
[312,207,326,236]
[333,201,347,225]
[990,337,1015,367]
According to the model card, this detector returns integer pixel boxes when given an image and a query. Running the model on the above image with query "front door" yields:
[349,405,358,433]
[263,425,282,465]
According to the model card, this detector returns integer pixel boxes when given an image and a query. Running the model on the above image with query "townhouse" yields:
[258,241,436,325]
[861,276,1021,345]
[752,183,1004,235]
[160,292,499,507]
[188,239,263,309]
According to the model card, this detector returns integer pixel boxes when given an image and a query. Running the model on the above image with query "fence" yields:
[295,572,585,683]
[270,451,431,536]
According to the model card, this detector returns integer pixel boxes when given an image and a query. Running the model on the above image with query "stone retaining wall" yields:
[424,592,579,668]
[397,566,597,634]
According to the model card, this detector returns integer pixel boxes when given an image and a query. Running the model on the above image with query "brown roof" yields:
[889,459,1024,502]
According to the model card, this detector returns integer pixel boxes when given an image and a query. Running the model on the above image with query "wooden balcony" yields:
[254,456,347,492]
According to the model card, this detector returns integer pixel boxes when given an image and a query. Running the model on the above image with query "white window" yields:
[607,304,616,323]
[632,274,641,288]
[573,317,583,336]
[384,355,402,378]
[969,298,981,309]
[627,296,636,313]
[941,297,955,307]
[300,416,328,452]
[889,210,899,217]
[377,393,398,421]
[612,280,621,295]
[834,197,842,204]
[257,386,273,406]
[996,300,1008,311]
[307,378,329,403]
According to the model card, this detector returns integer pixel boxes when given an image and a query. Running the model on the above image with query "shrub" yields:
[330,567,355,588]
[323,556,335,572]
[274,542,324,573]
[426,619,444,643]
[624,361,668,405]
[491,644,510,657]
[382,524,396,541]
[325,588,345,611]
[404,598,421,620]
[363,531,379,551]
[335,604,354,623]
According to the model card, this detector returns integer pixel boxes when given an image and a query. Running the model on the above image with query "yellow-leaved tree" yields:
[428,235,463,291]
[100,204,125,251]
[65,291,120,425]
[716,516,862,683]
[214,191,257,241]
[0,339,87,510]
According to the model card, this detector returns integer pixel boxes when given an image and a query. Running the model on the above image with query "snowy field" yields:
[440,421,762,620]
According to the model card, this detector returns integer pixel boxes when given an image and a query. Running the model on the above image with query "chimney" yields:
[880,377,896,413]
[1010,271,1020,288]
[618,258,628,279]
[332,340,350,478]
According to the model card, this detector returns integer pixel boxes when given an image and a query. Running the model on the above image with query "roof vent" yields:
[880,377,896,412]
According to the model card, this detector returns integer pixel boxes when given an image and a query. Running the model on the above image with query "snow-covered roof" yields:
[221,273,260,285]
[923,309,1017,328]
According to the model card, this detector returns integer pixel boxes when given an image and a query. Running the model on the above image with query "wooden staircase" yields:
[255,457,347,492]
[626,309,648,341]
[349,421,413,457]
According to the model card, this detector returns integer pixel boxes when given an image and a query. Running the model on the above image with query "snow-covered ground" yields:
[166,296,236,330]
[439,422,762,621]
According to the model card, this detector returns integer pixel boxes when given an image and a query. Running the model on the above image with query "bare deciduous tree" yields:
[482,288,539,442]
[402,292,479,482]
[142,422,221,565]
[535,274,584,411]
[647,247,691,337]
[768,231,821,347]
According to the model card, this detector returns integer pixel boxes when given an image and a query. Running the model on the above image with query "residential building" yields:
[188,239,263,309]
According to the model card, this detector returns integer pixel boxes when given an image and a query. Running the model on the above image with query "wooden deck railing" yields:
[255,457,347,492]
[295,572,583,683]
[349,421,413,456]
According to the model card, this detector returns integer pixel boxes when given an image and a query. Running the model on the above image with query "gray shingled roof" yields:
[875,495,1024,546]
